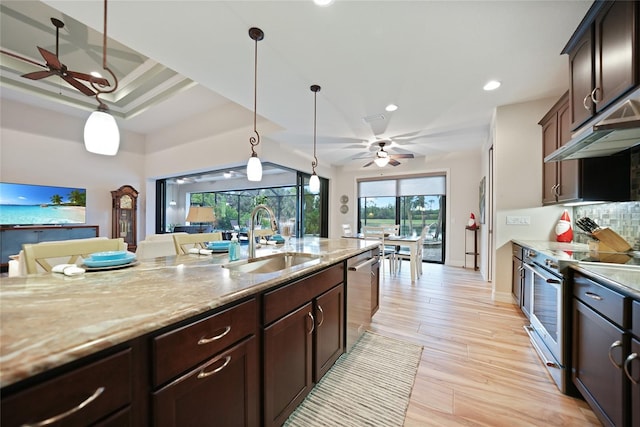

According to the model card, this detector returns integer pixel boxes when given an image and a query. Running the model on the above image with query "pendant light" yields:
[309,84,321,194]
[246,27,264,181]
[84,0,120,156]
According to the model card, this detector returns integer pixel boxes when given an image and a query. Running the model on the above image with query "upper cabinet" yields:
[564,0,639,130]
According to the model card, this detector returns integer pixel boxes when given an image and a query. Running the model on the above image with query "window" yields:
[358,175,446,264]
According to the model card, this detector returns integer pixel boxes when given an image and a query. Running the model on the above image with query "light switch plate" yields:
[506,215,531,225]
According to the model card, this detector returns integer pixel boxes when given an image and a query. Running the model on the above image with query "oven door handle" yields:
[523,262,562,285]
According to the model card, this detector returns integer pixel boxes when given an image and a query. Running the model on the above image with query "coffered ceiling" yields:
[1,1,593,168]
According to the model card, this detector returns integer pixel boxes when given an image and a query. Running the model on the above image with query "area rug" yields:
[284,331,423,427]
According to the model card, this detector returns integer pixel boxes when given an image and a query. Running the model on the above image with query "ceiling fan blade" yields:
[389,153,415,159]
[22,70,54,80]
[362,161,374,168]
[37,47,62,69]
[62,75,95,96]
[389,159,401,166]
[67,71,110,87]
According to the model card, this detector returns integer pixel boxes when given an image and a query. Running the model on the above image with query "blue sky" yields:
[0,183,85,205]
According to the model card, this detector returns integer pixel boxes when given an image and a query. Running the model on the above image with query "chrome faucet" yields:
[248,204,278,259]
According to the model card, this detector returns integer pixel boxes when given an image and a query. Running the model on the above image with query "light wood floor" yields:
[369,261,601,427]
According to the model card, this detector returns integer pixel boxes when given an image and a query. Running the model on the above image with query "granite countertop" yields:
[512,239,640,296]
[0,238,377,388]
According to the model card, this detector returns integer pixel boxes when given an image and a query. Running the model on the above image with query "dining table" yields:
[343,233,422,283]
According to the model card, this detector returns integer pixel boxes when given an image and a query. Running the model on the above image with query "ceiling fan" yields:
[3,17,109,96]
[354,141,415,167]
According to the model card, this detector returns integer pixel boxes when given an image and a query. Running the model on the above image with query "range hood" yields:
[545,90,640,162]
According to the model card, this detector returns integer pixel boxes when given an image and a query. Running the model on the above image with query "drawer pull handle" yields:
[608,340,624,369]
[197,356,231,379]
[198,326,231,345]
[585,291,603,301]
[307,312,315,335]
[21,386,105,427]
[624,353,639,385]
[316,304,325,327]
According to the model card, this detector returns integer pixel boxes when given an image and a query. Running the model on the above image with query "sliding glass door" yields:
[358,175,446,264]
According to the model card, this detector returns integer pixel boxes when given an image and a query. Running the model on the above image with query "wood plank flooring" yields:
[369,262,601,427]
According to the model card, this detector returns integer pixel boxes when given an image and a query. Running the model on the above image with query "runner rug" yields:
[284,331,423,427]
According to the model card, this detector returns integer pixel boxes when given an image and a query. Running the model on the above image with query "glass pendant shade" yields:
[247,155,263,181]
[374,156,390,167]
[84,109,120,156]
[309,173,320,194]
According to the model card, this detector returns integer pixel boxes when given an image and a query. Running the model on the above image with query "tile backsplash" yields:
[574,202,640,250]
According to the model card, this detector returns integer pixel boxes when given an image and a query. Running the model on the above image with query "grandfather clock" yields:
[111,185,138,251]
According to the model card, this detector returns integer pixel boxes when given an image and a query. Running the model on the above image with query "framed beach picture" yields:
[479,176,486,224]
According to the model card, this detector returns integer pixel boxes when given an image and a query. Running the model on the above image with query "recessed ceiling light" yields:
[483,80,501,91]
[314,0,334,6]
[385,104,398,112]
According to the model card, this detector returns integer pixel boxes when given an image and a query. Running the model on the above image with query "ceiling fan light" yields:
[374,156,390,167]
[247,154,262,181]
[309,173,320,194]
[84,109,120,155]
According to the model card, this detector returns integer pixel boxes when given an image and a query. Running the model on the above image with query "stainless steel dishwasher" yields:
[346,250,379,351]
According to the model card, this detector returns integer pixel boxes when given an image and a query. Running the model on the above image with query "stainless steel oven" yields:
[522,249,570,393]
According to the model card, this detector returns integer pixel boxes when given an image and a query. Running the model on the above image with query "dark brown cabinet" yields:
[572,271,634,427]
[153,336,258,427]
[629,301,640,427]
[511,243,524,312]
[263,264,344,427]
[564,0,638,130]
[540,93,579,204]
[151,298,259,426]
[1,349,133,427]
[540,93,633,205]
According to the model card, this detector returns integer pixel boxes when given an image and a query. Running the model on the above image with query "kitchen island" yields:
[1,237,379,426]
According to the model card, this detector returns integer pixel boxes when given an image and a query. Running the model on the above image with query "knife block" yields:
[590,228,632,252]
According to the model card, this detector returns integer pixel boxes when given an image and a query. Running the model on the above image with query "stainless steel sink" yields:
[222,252,320,274]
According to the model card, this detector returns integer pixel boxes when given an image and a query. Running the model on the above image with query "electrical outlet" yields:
[506,215,531,225]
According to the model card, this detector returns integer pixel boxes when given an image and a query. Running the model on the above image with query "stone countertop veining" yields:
[0,238,378,389]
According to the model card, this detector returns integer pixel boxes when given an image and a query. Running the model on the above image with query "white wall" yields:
[490,97,566,302]
[331,150,481,267]
[0,99,146,240]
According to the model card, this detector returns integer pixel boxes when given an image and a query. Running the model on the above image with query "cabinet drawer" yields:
[263,263,343,325]
[1,349,132,427]
[573,272,625,326]
[153,298,257,386]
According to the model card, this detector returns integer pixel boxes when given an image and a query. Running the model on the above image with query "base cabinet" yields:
[153,336,258,427]
[1,349,133,427]
[572,271,635,427]
[630,301,640,427]
[262,264,344,427]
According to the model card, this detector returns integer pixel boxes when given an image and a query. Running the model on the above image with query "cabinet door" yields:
[568,29,594,130]
[556,102,580,203]
[314,284,344,381]
[630,337,640,427]
[541,115,559,204]
[521,264,532,319]
[264,302,313,427]
[511,255,522,305]
[153,336,258,427]
[573,299,625,427]
[594,0,637,112]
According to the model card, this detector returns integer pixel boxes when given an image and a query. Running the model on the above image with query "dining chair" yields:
[173,232,223,255]
[396,225,429,276]
[22,237,127,274]
[362,226,396,276]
